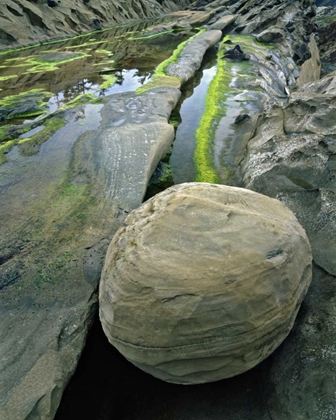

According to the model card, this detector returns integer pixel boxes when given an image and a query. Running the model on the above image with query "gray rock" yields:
[166,30,222,83]
[240,86,336,276]
[0,24,220,418]
[207,14,236,30]
[99,183,312,384]
[256,28,285,43]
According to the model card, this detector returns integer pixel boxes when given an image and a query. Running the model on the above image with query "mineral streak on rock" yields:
[99,183,312,384]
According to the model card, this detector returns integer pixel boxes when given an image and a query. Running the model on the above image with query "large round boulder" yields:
[99,183,312,384]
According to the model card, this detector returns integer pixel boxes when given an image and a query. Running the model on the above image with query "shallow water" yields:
[0,20,196,114]
[170,54,217,184]
[0,103,103,236]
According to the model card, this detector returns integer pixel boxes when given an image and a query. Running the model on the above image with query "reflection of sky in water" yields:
[171,66,217,184]
[48,69,152,112]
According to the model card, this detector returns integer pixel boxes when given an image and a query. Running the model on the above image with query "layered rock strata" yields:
[99,183,312,384]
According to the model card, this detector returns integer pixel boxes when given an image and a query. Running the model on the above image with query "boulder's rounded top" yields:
[99,183,312,383]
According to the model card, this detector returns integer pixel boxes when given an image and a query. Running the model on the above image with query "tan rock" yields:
[99,183,312,384]
[298,34,321,87]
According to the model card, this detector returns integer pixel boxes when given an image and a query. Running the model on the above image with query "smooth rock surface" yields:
[166,30,222,83]
[99,183,312,384]
[207,14,236,30]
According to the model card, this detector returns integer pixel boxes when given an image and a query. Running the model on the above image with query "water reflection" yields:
[0,21,196,113]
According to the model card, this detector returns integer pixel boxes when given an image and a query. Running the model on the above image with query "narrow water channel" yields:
[170,50,217,184]
[1,24,284,419]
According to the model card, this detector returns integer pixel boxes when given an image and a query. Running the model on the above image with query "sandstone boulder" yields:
[99,183,312,384]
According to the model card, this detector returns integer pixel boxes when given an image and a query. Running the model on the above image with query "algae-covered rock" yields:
[99,183,312,384]
[0,89,52,120]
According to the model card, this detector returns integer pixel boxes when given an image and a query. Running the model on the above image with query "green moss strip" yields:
[0,75,17,82]
[99,75,117,90]
[136,29,206,94]
[23,52,90,74]
[18,117,65,156]
[128,28,176,41]
[194,34,272,183]
[0,140,15,164]
[194,42,231,184]
[59,93,100,110]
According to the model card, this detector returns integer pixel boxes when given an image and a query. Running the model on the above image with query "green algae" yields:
[136,29,205,93]
[23,51,90,74]
[224,34,277,56]
[0,75,17,81]
[194,34,276,183]
[99,75,117,90]
[194,44,231,184]
[92,59,115,67]
[0,88,52,120]
[128,28,175,41]
[0,140,15,164]
[96,49,113,55]
[59,93,101,110]
[18,116,65,156]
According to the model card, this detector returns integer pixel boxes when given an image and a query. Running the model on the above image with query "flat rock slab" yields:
[166,30,222,83]
[76,88,181,211]
[208,14,236,30]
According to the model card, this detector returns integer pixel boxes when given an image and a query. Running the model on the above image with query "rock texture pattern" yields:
[0,0,192,49]
[0,28,220,420]
[99,183,312,384]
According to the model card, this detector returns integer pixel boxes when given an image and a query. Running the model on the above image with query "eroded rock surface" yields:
[0,0,192,49]
[0,28,220,419]
[99,183,312,384]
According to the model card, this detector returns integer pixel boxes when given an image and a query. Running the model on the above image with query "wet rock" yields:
[223,44,249,61]
[8,101,43,119]
[293,43,312,65]
[263,264,336,420]
[0,108,10,122]
[240,77,336,276]
[166,30,222,84]
[315,14,336,74]
[0,89,51,121]
[256,28,285,43]
[169,10,214,26]
[47,0,58,7]
[92,18,102,30]
[100,183,312,384]
[234,113,250,124]
[0,25,222,417]
[207,14,236,31]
